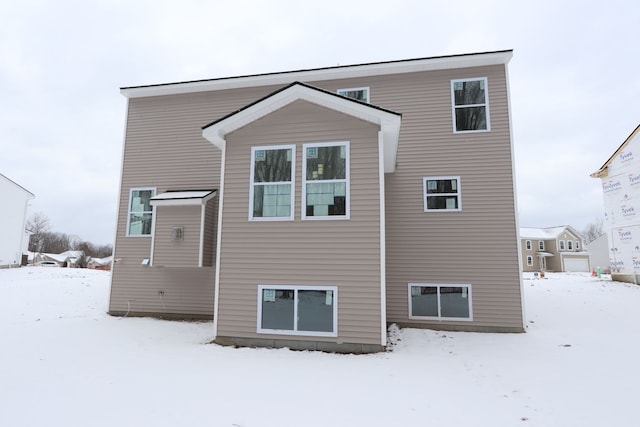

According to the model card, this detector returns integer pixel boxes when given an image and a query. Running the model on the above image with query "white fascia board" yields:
[122,51,513,99]
[203,84,402,173]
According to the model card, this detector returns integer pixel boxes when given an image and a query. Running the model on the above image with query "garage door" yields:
[564,258,589,272]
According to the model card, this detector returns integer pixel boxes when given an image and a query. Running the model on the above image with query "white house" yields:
[0,174,34,268]
[591,123,640,283]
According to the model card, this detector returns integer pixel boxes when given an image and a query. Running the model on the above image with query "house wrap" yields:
[109,50,525,352]
[592,123,640,284]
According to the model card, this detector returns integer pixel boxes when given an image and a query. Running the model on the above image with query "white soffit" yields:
[121,50,513,99]
[202,83,402,173]
[150,190,216,206]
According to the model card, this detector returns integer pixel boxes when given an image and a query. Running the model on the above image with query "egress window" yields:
[303,142,349,219]
[258,285,338,337]
[249,145,295,220]
[408,284,472,321]
[423,177,461,212]
[127,188,155,236]
[451,77,490,132]
[337,87,370,103]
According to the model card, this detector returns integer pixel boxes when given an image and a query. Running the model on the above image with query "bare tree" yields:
[26,212,51,252]
[582,217,604,243]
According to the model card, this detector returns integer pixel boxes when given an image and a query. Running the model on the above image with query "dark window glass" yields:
[261,289,294,330]
[297,290,334,332]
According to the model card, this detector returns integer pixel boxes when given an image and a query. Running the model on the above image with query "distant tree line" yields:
[581,217,604,244]
[26,212,112,258]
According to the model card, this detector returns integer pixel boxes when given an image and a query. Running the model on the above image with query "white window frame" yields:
[525,240,532,250]
[126,187,156,237]
[408,283,473,321]
[337,87,370,103]
[559,240,565,251]
[249,144,296,221]
[526,256,533,266]
[257,285,338,337]
[302,141,350,220]
[575,240,580,250]
[451,77,490,133]
[567,240,573,251]
[538,241,545,251]
[423,176,462,212]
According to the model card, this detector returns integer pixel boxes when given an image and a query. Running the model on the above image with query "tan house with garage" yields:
[520,226,590,272]
[109,50,525,353]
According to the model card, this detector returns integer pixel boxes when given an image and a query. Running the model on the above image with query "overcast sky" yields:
[1,0,638,246]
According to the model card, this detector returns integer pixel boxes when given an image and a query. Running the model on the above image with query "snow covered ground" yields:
[1,268,638,427]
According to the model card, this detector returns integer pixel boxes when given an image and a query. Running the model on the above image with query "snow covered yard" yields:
[1,268,638,427]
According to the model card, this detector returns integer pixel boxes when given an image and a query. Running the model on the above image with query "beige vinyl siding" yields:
[202,200,216,267]
[216,100,383,345]
[111,86,286,316]
[346,65,524,331]
[152,205,201,267]
[111,62,524,333]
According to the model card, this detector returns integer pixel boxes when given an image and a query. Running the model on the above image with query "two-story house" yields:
[0,174,34,268]
[109,50,525,353]
[591,123,640,283]
[520,226,590,272]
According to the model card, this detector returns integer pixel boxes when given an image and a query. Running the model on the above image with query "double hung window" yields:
[423,177,461,212]
[451,77,490,132]
[408,284,472,320]
[559,240,566,251]
[127,188,155,236]
[302,142,350,219]
[567,240,573,250]
[527,256,533,266]
[526,240,532,250]
[538,241,545,251]
[249,145,295,220]
[258,285,338,337]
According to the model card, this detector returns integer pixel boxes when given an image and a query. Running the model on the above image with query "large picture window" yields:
[302,142,350,219]
[451,77,490,132]
[127,188,155,236]
[423,176,461,212]
[249,145,295,221]
[257,285,338,337]
[408,284,472,321]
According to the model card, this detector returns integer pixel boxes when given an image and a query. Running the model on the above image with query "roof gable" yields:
[202,82,402,173]
[591,123,640,178]
[0,173,34,198]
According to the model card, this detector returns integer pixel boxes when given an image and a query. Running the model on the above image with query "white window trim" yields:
[575,240,580,250]
[451,77,491,134]
[526,256,533,266]
[408,283,473,321]
[257,285,338,337]
[423,176,462,212]
[249,144,296,221]
[525,240,532,250]
[337,86,370,103]
[302,141,350,220]
[559,240,565,251]
[126,187,156,237]
[567,240,573,250]
[538,241,545,251]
